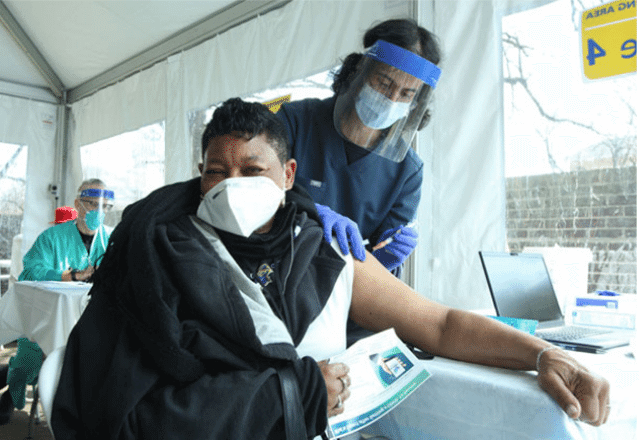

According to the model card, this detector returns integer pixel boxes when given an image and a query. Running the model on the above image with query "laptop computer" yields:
[478,251,631,353]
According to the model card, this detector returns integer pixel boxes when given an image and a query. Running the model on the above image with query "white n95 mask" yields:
[197,176,285,237]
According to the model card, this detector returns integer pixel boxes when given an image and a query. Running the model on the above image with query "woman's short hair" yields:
[201,98,289,164]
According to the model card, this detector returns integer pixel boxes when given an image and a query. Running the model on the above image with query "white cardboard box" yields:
[523,246,593,314]
[571,307,636,330]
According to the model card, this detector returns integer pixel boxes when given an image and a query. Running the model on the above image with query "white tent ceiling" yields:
[0,0,288,103]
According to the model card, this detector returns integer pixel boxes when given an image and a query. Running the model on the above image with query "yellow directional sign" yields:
[581,0,637,80]
[262,94,291,113]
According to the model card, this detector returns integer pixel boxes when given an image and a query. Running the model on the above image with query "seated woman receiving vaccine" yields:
[51,98,610,440]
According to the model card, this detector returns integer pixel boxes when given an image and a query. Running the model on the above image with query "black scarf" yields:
[215,201,297,262]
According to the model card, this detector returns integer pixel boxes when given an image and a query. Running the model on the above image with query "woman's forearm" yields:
[350,253,552,371]
[423,308,550,370]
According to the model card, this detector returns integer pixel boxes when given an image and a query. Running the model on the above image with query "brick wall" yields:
[506,166,636,294]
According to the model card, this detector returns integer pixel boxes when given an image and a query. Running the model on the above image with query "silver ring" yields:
[334,394,343,409]
[339,376,348,392]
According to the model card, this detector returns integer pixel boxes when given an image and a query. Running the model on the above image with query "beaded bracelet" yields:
[536,346,561,372]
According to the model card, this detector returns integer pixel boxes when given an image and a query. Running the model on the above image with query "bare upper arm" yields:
[349,251,451,351]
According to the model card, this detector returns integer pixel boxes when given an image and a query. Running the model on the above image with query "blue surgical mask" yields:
[84,210,105,231]
[355,83,410,129]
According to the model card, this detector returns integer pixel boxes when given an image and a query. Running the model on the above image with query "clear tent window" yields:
[80,122,165,226]
[502,0,637,295]
[0,142,28,294]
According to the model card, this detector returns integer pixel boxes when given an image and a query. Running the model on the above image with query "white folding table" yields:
[0,281,91,355]
[362,347,637,440]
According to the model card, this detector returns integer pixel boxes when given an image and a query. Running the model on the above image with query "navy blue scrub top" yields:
[276,97,423,245]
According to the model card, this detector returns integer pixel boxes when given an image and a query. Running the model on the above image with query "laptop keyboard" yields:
[537,326,609,341]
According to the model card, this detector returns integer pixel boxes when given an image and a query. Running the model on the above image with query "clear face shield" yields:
[333,40,442,162]
[78,188,115,231]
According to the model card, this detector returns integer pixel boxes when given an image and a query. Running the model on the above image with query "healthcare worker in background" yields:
[3,189,111,425]
[19,178,114,282]
[0,206,78,425]
[276,18,441,278]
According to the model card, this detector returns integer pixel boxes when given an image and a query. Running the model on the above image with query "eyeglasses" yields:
[80,199,114,212]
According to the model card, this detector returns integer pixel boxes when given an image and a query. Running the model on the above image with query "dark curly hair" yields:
[332,18,442,129]
[201,98,289,164]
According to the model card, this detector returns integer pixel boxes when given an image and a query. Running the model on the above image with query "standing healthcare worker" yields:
[276,18,442,276]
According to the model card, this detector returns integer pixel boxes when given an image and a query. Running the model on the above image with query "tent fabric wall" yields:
[0,94,58,257]
[414,0,506,310]
[71,61,167,150]
[62,111,85,209]
[415,0,555,309]
[71,0,414,183]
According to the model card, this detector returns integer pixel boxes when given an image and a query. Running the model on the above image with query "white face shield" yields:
[333,40,442,162]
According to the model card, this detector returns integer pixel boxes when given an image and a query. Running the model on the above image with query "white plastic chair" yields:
[37,345,65,439]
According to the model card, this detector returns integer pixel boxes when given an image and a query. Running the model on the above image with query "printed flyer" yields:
[326,328,432,438]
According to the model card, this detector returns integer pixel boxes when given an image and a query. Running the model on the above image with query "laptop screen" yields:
[479,251,563,323]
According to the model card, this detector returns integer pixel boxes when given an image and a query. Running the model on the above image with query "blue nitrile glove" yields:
[315,203,366,261]
[372,226,418,271]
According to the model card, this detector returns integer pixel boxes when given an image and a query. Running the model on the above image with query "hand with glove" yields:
[315,204,366,262]
[372,225,418,271]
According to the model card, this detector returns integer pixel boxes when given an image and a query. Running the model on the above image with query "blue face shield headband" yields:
[364,40,441,89]
[79,188,115,199]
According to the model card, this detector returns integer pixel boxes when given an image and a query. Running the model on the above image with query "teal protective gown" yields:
[10,220,110,416]
[19,220,111,281]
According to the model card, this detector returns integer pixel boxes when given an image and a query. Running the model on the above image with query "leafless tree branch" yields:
[502,32,603,135]
[0,145,26,179]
